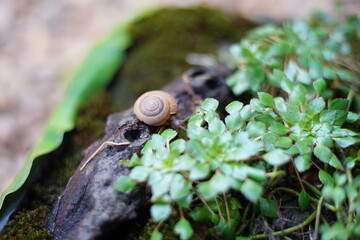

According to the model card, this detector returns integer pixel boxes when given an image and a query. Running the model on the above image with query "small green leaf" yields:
[114,176,136,193]
[255,114,275,127]
[246,121,266,138]
[151,174,173,199]
[258,92,275,108]
[298,190,310,210]
[197,182,216,200]
[209,118,226,135]
[280,111,303,125]
[331,128,358,137]
[333,110,348,126]
[309,58,323,79]
[240,105,252,121]
[264,149,290,166]
[269,122,289,136]
[127,153,140,167]
[275,137,292,149]
[129,166,149,181]
[209,173,231,195]
[174,218,194,240]
[333,137,359,148]
[296,70,312,84]
[189,163,210,180]
[314,145,332,163]
[319,170,335,185]
[259,198,278,217]
[295,140,311,155]
[188,114,204,126]
[290,84,307,106]
[150,231,163,240]
[306,98,325,117]
[225,112,243,132]
[225,101,244,114]
[170,174,190,201]
[204,110,220,123]
[201,98,219,114]
[280,77,294,93]
[346,112,359,123]
[274,97,287,112]
[313,78,326,95]
[170,139,186,153]
[190,206,212,222]
[329,154,344,170]
[294,154,311,172]
[317,136,333,148]
[285,145,299,155]
[161,129,177,141]
[152,134,166,150]
[240,179,263,202]
[329,99,349,111]
[151,204,171,222]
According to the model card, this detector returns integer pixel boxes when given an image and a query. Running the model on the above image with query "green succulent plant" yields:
[116,13,360,240]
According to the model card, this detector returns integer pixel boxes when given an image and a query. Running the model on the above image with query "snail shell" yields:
[134,90,178,126]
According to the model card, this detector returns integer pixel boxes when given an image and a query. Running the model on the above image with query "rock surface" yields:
[47,68,230,240]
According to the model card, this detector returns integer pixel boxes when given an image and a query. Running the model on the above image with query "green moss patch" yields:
[114,7,255,106]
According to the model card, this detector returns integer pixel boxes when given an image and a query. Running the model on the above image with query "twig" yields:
[80,141,130,171]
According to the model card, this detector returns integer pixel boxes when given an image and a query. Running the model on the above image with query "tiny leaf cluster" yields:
[115,13,360,240]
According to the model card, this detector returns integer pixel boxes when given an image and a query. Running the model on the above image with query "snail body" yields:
[134,90,178,126]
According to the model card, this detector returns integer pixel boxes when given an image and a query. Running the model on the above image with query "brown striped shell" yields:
[134,90,178,126]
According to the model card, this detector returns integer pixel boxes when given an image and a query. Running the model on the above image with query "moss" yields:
[0,206,51,240]
[114,7,256,106]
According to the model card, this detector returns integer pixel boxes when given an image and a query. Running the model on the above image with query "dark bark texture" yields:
[47,67,231,240]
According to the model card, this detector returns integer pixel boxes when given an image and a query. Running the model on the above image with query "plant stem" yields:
[192,187,215,216]
[271,187,337,212]
[313,196,324,240]
[347,89,355,110]
[301,179,322,197]
[266,170,286,178]
[215,197,225,221]
[291,158,305,190]
[223,193,231,224]
[179,206,184,219]
[347,169,354,226]
[250,211,316,239]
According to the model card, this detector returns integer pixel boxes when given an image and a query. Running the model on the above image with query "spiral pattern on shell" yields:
[134,90,178,126]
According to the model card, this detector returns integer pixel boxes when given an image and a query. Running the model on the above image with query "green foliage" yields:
[118,13,360,240]
[226,13,360,113]
[320,171,360,240]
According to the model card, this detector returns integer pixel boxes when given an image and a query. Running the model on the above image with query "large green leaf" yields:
[0,23,133,223]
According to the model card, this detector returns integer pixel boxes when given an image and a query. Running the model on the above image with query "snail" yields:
[81,91,185,171]
[134,90,180,126]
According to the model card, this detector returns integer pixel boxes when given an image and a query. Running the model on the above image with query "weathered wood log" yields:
[47,67,231,240]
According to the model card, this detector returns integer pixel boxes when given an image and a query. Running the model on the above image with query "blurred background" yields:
[0,0,359,194]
